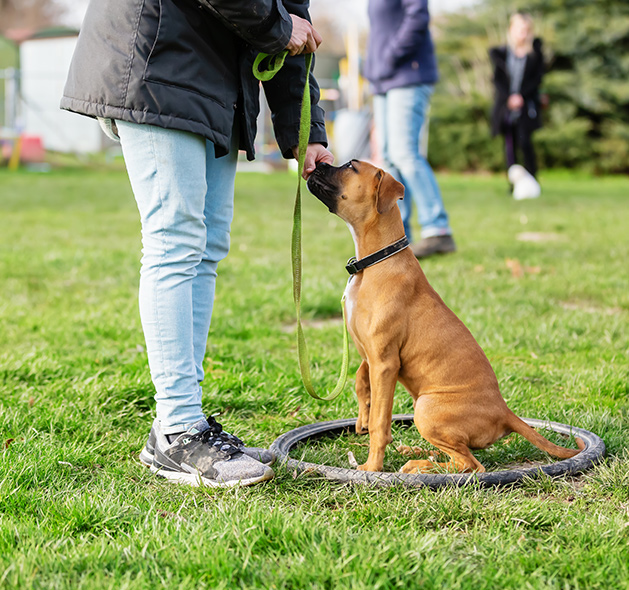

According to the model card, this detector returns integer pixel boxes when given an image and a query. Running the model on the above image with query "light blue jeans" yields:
[117,121,238,434]
[373,85,452,241]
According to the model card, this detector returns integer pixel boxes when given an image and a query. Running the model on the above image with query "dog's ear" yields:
[375,170,405,214]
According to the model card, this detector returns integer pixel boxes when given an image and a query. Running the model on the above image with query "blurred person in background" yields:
[490,12,545,193]
[364,0,456,259]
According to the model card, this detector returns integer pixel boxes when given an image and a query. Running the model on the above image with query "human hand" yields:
[508,93,524,110]
[286,15,322,56]
[292,143,334,179]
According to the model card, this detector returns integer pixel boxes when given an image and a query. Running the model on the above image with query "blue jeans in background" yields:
[373,85,452,241]
[117,121,238,434]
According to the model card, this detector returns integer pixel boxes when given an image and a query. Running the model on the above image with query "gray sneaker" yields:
[411,235,457,259]
[140,417,275,467]
[139,418,274,487]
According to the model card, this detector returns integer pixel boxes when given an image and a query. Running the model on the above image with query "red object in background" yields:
[18,135,45,163]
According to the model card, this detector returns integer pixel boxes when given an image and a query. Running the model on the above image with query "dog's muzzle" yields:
[307,163,340,213]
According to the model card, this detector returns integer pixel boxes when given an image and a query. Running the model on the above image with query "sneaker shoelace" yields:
[195,416,244,457]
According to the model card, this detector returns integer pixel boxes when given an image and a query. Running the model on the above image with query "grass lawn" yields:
[1,165,628,589]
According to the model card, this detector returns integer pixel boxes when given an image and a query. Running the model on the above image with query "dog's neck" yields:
[349,213,406,260]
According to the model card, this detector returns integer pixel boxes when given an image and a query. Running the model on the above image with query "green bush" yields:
[428,94,504,172]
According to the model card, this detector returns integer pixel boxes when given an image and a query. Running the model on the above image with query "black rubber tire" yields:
[270,414,606,488]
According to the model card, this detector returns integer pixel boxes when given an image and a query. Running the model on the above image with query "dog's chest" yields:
[343,278,357,326]
[343,277,367,348]
[343,277,378,360]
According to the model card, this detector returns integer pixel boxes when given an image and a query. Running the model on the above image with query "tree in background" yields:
[428,0,629,173]
[0,0,66,34]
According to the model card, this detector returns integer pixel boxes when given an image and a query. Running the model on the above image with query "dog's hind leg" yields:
[355,361,371,435]
[408,395,490,473]
[400,444,485,474]
[396,445,443,458]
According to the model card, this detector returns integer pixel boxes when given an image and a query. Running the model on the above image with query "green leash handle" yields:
[252,51,288,80]
[253,51,350,401]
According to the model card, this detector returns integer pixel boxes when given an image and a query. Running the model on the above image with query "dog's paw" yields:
[357,461,383,472]
[396,445,433,457]
[399,459,437,474]
[355,418,369,435]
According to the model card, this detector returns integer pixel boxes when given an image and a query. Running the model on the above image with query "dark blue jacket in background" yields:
[364,0,438,95]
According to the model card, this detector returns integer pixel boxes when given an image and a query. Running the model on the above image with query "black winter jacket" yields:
[489,38,544,137]
[60,0,327,160]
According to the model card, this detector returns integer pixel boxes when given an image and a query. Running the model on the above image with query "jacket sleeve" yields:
[489,47,509,97]
[378,0,430,80]
[489,46,509,137]
[262,0,327,157]
[195,0,292,54]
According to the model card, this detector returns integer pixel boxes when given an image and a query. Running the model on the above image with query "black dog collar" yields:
[345,236,410,275]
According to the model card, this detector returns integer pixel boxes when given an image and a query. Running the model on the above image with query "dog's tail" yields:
[506,413,585,459]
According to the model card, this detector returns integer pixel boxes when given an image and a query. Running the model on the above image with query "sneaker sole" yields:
[139,448,154,468]
[139,448,275,468]
[149,463,274,488]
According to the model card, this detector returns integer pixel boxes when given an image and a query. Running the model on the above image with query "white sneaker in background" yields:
[508,164,541,200]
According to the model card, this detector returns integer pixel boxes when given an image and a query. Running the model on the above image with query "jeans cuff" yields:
[421,227,452,239]
[160,419,205,435]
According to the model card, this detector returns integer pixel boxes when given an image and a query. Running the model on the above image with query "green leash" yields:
[253,51,350,401]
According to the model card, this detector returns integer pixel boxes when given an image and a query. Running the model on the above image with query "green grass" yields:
[1,166,628,589]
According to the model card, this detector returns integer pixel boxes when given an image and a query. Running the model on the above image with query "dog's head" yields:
[307,160,404,226]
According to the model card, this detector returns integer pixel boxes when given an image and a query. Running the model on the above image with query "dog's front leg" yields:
[358,360,398,472]
[355,360,371,435]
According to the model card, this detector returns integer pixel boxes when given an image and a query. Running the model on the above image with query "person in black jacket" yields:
[490,13,544,182]
[61,0,332,487]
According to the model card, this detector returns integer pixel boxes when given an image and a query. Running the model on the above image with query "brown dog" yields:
[307,160,582,473]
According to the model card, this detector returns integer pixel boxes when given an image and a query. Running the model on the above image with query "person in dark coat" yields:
[364,0,456,259]
[61,0,333,488]
[490,12,545,181]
